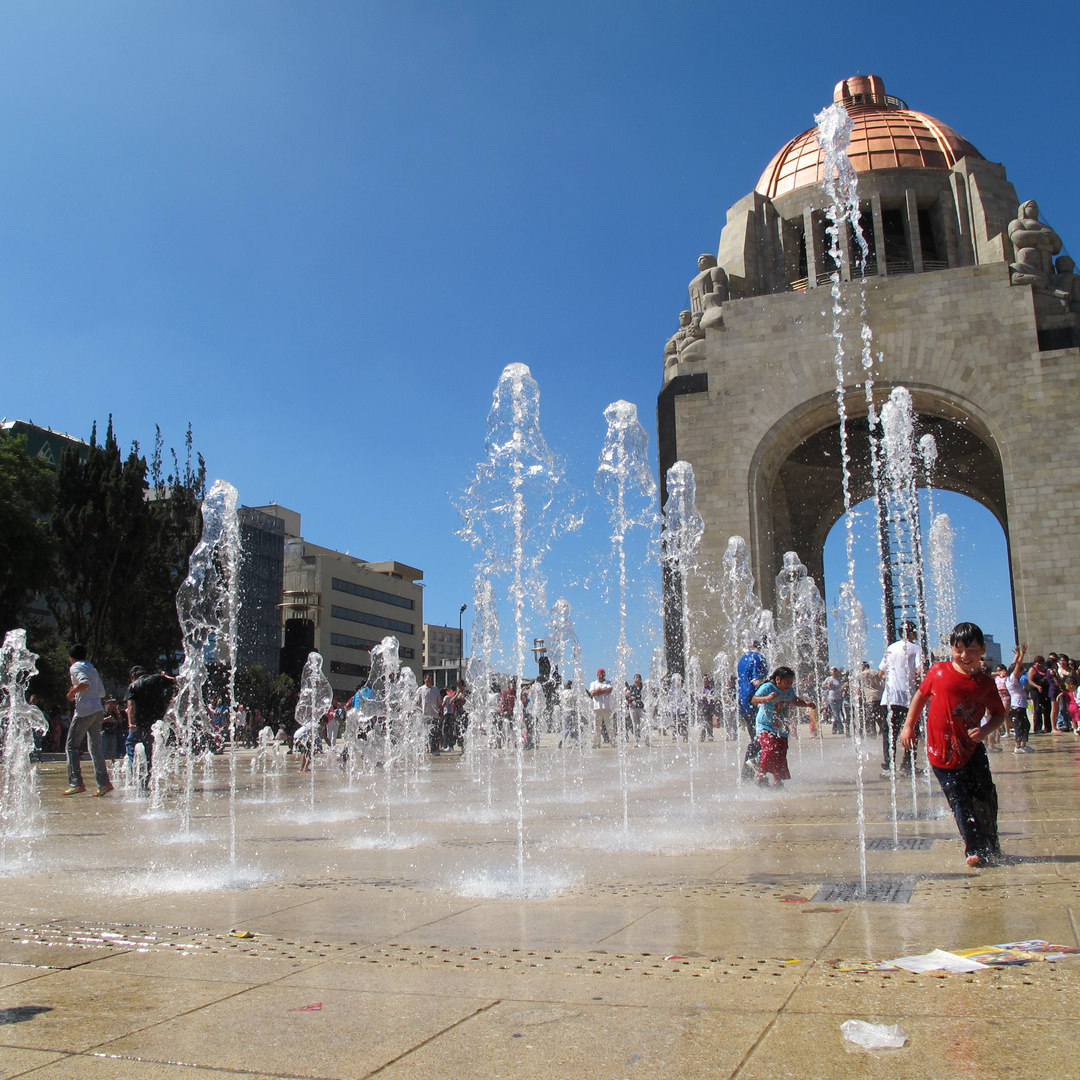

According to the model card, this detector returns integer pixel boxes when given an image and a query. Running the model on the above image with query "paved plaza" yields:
[1,733,1078,1079]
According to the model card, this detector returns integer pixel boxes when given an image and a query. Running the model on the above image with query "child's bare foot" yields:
[966,854,984,867]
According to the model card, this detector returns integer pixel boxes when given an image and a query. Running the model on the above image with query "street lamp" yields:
[458,603,467,681]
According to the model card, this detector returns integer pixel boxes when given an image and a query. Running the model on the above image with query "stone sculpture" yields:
[664,310,705,370]
[1008,200,1063,285]
[689,254,729,331]
[1051,256,1080,314]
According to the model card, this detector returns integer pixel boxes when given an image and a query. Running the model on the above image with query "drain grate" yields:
[812,879,915,904]
[864,837,935,851]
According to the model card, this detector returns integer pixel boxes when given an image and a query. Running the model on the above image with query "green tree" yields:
[46,420,205,679]
[0,428,56,634]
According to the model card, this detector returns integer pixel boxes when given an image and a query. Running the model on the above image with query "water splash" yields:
[0,630,47,861]
[928,513,957,658]
[661,461,704,677]
[460,363,578,886]
[295,652,333,810]
[152,480,242,859]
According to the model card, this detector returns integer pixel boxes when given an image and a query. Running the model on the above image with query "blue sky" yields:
[2,1,1076,675]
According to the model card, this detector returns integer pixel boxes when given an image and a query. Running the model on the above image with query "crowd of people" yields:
[52,622,1074,869]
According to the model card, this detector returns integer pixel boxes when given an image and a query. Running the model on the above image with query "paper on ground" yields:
[888,948,990,973]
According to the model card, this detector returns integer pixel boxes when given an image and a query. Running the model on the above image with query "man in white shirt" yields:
[821,667,847,734]
[416,673,443,755]
[588,668,612,749]
[64,643,112,796]
[878,622,923,777]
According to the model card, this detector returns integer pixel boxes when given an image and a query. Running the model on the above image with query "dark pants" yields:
[932,745,1000,858]
[126,725,154,779]
[1010,707,1029,744]
[1031,691,1050,733]
[66,711,110,789]
[882,705,915,772]
[741,707,760,766]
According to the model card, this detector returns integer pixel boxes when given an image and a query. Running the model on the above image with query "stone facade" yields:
[658,76,1080,662]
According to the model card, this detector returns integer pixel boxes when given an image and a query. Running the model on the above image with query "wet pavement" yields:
[1,731,1078,1078]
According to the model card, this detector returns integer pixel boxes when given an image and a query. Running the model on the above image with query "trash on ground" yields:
[290,1002,322,1011]
[953,945,1045,966]
[836,961,899,972]
[998,940,1080,959]
[228,930,255,939]
[840,1020,907,1050]
[777,894,809,903]
[888,949,989,973]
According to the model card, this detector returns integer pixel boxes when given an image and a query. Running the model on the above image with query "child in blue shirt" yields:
[751,666,814,787]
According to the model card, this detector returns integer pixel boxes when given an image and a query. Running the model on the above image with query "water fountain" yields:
[294,651,333,811]
[0,630,46,866]
[459,362,577,891]
[150,478,244,877]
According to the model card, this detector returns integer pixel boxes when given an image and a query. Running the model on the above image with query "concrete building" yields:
[236,506,285,675]
[422,623,464,688]
[251,505,423,698]
[659,75,1080,663]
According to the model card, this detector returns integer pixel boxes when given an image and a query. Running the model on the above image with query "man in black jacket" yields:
[125,666,177,783]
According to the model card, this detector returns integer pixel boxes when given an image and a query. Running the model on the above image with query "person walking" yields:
[878,622,923,777]
[64,644,112,796]
[125,666,176,784]
[588,669,612,748]
[1027,656,1051,735]
[416,673,443,755]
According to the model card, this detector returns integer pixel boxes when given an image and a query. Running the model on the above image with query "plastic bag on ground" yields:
[840,1020,908,1050]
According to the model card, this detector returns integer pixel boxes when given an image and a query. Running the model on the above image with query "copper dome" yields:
[756,76,983,199]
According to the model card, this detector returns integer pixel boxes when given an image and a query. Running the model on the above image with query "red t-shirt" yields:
[918,661,1005,770]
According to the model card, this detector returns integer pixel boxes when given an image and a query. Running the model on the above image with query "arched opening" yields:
[749,385,1011,623]
[822,491,1015,666]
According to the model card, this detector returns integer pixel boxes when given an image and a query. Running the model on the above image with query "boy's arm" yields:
[969,692,1008,742]
[900,689,928,749]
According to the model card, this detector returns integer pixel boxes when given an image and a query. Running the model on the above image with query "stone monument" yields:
[658,74,1080,661]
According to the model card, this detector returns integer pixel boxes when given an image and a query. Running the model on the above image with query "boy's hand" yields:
[899,721,918,749]
[967,726,986,743]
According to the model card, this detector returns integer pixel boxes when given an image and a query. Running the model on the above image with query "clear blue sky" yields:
[2,1,1075,675]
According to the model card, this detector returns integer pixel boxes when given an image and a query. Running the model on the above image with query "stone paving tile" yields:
[275,948,803,1010]
[0,1047,67,1079]
[0,969,252,1054]
[97,985,497,1079]
[737,1013,1080,1079]
[370,1001,774,1080]
[5,1055,308,1079]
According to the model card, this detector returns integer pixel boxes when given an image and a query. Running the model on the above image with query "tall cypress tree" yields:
[47,419,150,670]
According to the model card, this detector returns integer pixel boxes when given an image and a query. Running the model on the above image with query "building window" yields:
[331,577,414,610]
[331,632,379,652]
[331,605,414,636]
[330,660,369,678]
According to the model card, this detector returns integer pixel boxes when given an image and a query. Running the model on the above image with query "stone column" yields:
[871,193,887,276]
[803,207,820,288]
[904,188,924,273]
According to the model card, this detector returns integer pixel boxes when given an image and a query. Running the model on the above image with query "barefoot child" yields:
[751,666,814,788]
[901,622,1006,867]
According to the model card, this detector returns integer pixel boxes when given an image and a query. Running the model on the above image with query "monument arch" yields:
[658,75,1078,663]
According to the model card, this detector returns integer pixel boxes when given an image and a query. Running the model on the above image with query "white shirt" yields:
[69,660,106,717]
[1005,672,1026,709]
[879,640,920,707]
[416,684,442,720]
[589,679,612,713]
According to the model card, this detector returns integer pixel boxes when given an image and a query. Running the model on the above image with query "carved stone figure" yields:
[1051,256,1080,314]
[1008,200,1063,282]
[664,310,706,369]
[688,254,730,314]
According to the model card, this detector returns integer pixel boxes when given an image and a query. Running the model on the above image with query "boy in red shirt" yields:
[900,622,1006,867]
